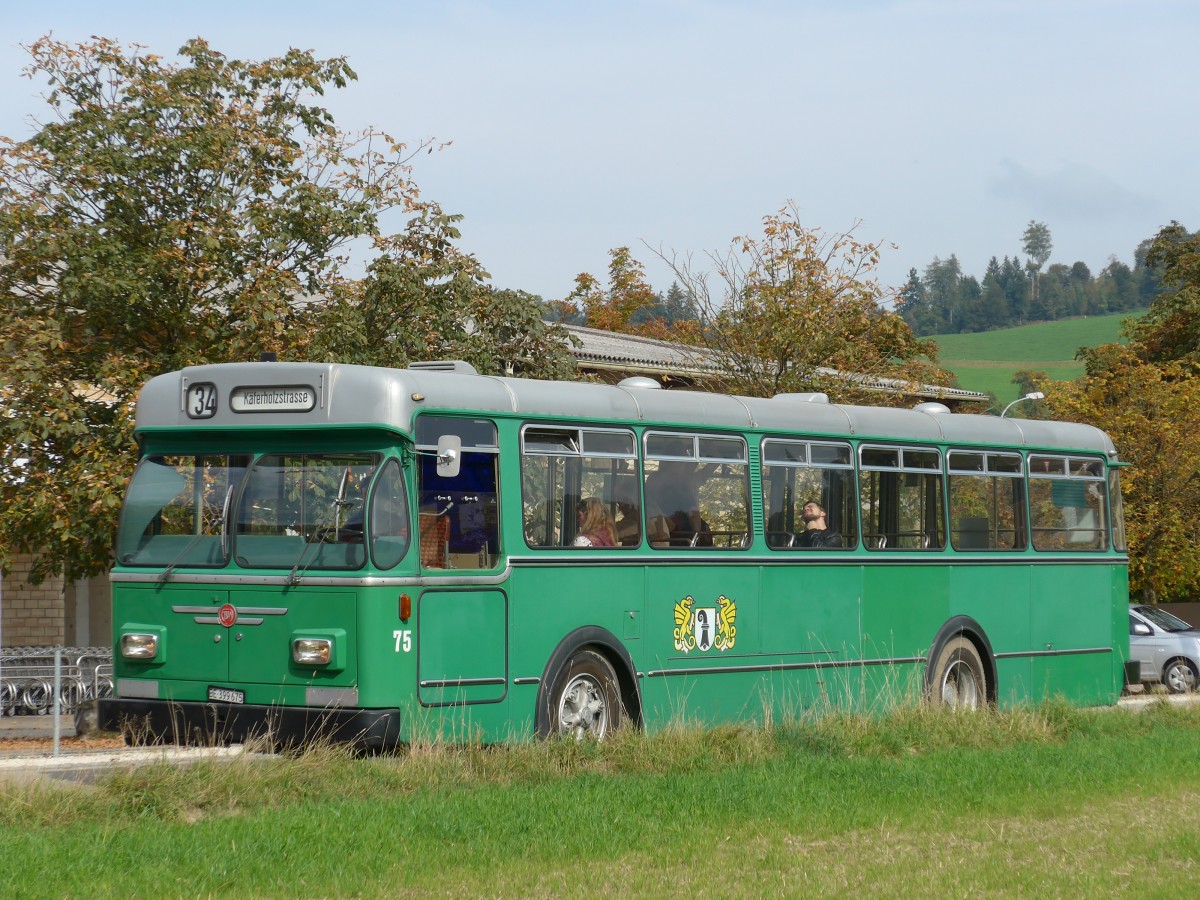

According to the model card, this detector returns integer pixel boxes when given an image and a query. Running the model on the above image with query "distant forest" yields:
[894,222,1160,337]
[550,222,1164,340]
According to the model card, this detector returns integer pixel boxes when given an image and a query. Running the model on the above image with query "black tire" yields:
[927,636,986,710]
[547,649,624,739]
[1162,658,1199,694]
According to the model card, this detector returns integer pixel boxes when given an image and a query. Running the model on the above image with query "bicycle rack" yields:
[0,647,114,717]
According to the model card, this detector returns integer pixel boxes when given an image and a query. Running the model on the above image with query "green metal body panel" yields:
[103,361,1130,746]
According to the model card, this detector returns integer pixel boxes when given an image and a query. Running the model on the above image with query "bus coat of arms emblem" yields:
[673,594,737,653]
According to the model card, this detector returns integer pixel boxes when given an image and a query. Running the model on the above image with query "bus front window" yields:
[234,453,378,570]
[117,454,250,567]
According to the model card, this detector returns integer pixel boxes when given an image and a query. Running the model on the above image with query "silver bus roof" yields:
[136,360,1117,458]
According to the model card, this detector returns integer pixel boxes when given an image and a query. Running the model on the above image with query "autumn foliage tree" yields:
[564,247,658,333]
[0,36,568,582]
[1050,346,1200,603]
[309,203,575,378]
[1046,221,1200,603]
[661,203,951,401]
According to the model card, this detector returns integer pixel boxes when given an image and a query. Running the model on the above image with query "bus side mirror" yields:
[436,435,462,478]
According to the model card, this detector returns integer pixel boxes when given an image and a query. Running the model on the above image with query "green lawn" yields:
[928,313,1138,401]
[3,701,1199,897]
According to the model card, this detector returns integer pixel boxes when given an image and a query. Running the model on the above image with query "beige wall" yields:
[2,556,113,648]
[65,573,112,648]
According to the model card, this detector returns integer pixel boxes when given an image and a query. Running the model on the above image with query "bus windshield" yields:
[116,454,250,567]
[234,453,379,570]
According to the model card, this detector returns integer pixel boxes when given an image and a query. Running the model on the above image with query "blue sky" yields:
[1,0,1195,302]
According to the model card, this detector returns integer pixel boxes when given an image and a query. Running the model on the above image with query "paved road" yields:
[0,715,246,785]
[0,713,77,740]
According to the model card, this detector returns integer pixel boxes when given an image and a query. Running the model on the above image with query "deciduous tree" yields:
[660,203,951,402]
[308,202,576,378]
[1042,221,1200,602]
[1129,221,1200,364]
[0,36,559,581]
[565,247,658,333]
[1050,345,1200,602]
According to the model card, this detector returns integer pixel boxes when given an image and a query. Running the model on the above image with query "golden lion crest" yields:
[674,594,737,653]
[714,594,737,651]
[673,595,696,652]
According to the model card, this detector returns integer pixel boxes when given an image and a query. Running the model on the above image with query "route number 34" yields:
[393,630,412,653]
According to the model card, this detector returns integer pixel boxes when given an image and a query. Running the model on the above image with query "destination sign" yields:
[229,385,317,414]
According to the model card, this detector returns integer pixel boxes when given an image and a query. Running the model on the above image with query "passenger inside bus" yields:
[613,481,642,546]
[644,461,714,547]
[793,501,843,548]
[572,497,617,547]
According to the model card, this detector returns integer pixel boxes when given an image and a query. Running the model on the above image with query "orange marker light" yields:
[399,593,412,622]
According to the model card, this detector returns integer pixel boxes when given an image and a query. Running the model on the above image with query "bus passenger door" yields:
[417,588,508,706]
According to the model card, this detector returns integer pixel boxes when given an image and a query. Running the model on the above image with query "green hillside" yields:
[929,313,1137,401]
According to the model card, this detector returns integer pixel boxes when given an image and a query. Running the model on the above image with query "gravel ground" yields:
[0,734,125,754]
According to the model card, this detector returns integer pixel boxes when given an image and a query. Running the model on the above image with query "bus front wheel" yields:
[928,637,986,710]
[548,649,623,739]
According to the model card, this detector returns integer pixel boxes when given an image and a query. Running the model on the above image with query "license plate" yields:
[207,686,245,704]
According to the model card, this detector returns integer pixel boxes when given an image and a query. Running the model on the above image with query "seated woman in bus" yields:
[793,501,843,549]
[572,497,618,547]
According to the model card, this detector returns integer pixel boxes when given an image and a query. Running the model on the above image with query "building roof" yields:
[562,324,990,405]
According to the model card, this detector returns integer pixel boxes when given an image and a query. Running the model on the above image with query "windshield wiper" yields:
[286,469,359,586]
[159,530,207,584]
[160,484,238,584]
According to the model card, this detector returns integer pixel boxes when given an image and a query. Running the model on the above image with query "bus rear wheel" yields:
[549,649,623,739]
[929,637,986,710]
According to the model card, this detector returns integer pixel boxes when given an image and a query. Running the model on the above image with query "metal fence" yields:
[0,647,113,717]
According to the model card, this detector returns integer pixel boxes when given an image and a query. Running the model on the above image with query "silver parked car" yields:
[1129,604,1200,693]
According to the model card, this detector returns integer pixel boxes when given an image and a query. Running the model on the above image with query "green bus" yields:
[98,360,1130,747]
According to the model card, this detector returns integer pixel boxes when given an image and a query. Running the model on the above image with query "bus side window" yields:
[1029,455,1107,551]
[860,445,945,551]
[643,432,750,550]
[948,451,1025,551]
[760,439,856,551]
[520,425,639,551]
[416,416,500,569]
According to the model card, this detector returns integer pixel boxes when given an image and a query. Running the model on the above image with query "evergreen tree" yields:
[894,268,927,331]
[1000,256,1030,324]
[979,257,1010,329]
[921,255,964,333]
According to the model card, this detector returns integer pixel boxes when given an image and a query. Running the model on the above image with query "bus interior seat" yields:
[419,513,450,568]
[956,517,990,550]
[647,514,672,547]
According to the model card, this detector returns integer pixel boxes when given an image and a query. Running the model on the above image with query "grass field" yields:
[929,312,1139,401]
[3,701,1199,897]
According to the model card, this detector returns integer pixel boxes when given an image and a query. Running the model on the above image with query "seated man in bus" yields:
[794,501,843,549]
